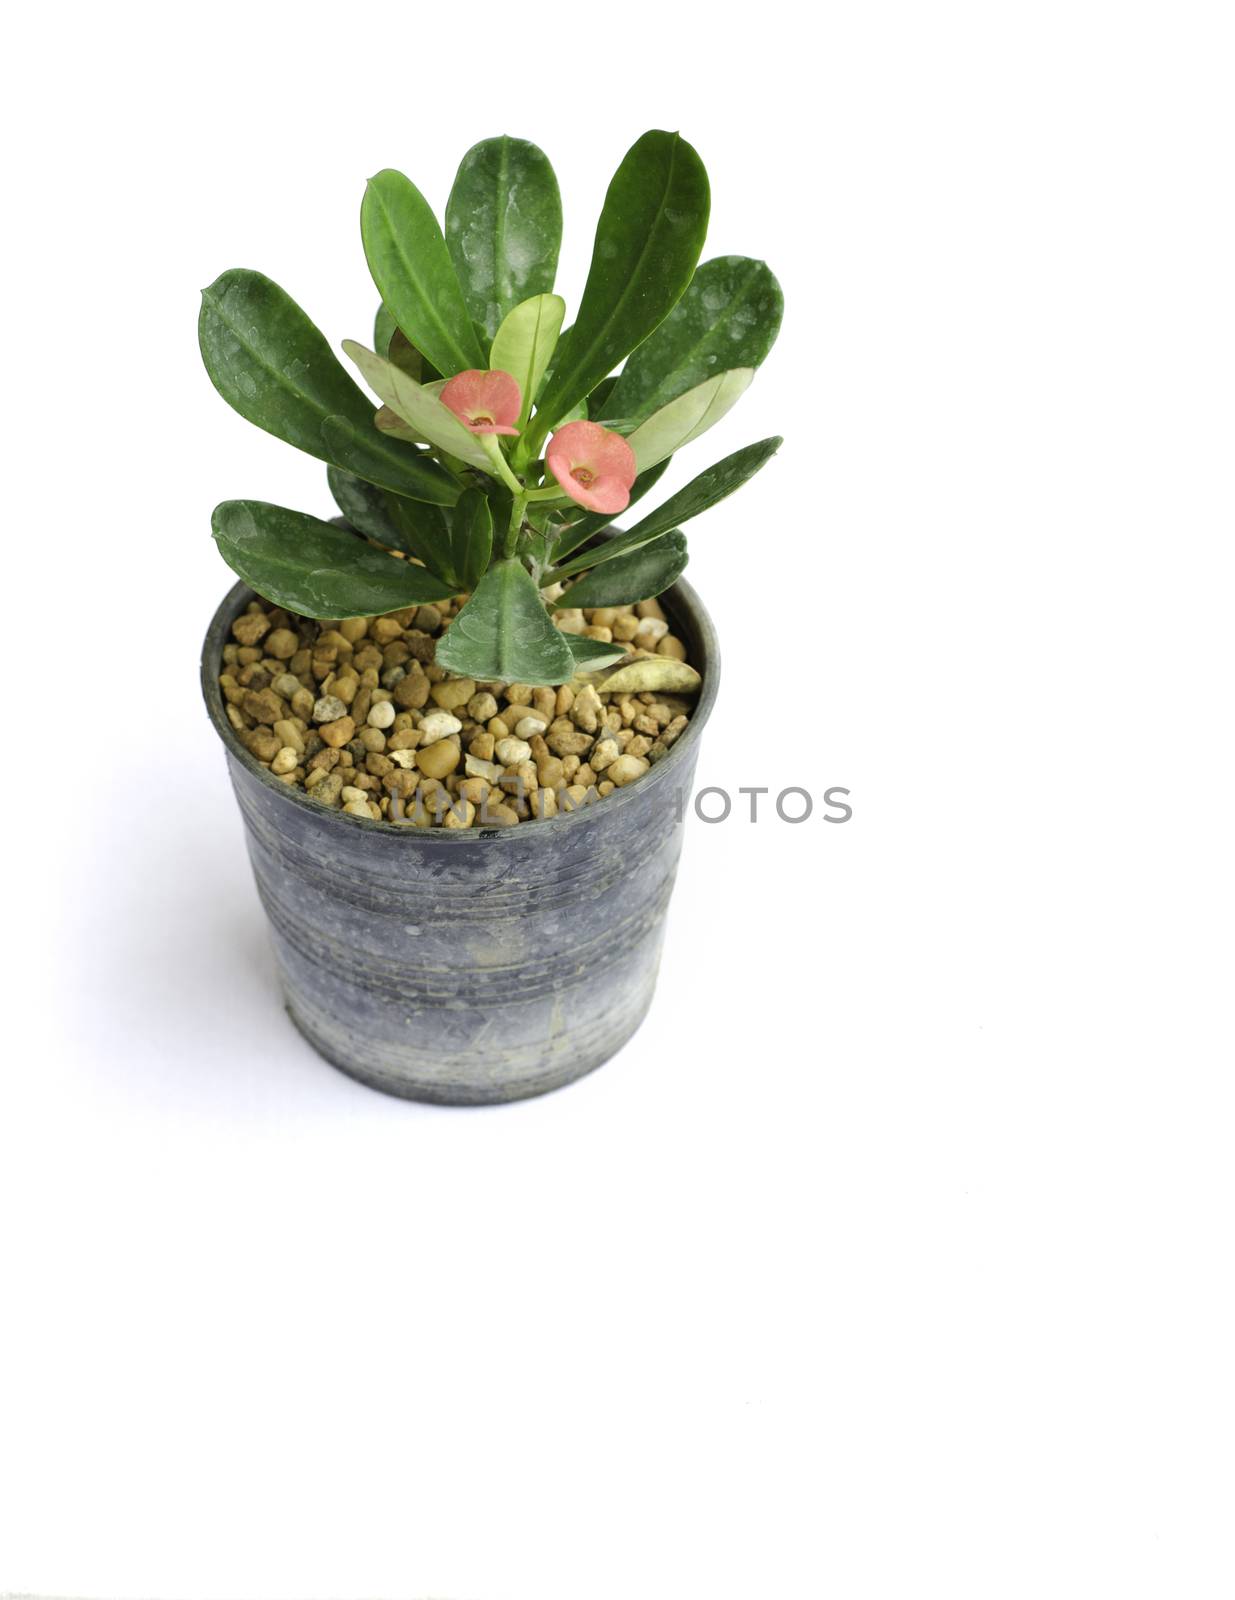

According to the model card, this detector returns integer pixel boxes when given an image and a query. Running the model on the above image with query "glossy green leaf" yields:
[361,168,485,378]
[490,294,565,429]
[445,137,563,345]
[587,376,619,420]
[627,369,754,473]
[327,467,454,582]
[389,498,456,582]
[551,436,781,579]
[565,633,629,671]
[212,500,456,618]
[608,256,783,424]
[452,489,494,591]
[436,558,575,685]
[326,466,404,546]
[528,130,710,450]
[200,269,459,505]
[343,341,495,472]
[549,458,672,562]
[374,302,397,358]
[558,530,689,610]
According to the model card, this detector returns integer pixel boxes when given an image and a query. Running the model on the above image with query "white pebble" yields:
[388,748,417,769]
[514,713,549,740]
[465,754,503,783]
[312,694,347,723]
[419,710,463,742]
[343,799,374,818]
[367,699,396,729]
[496,737,532,767]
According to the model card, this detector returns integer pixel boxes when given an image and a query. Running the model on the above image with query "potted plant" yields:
[199,129,783,1104]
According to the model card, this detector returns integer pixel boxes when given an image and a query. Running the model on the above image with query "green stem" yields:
[503,493,528,560]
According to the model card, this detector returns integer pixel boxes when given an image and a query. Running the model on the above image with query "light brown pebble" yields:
[343,799,373,818]
[291,687,316,720]
[459,778,491,805]
[590,738,620,772]
[555,609,587,635]
[657,635,688,661]
[266,628,298,660]
[272,719,305,754]
[441,799,476,830]
[387,727,422,751]
[340,785,367,804]
[416,738,461,779]
[370,617,403,645]
[272,673,302,701]
[570,685,603,733]
[319,716,356,749]
[271,746,299,775]
[530,787,558,820]
[231,611,270,646]
[247,728,282,762]
[636,598,666,620]
[313,772,345,807]
[358,726,386,752]
[467,692,499,722]
[469,732,496,760]
[478,799,519,826]
[338,617,369,643]
[431,677,475,710]
[561,784,594,810]
[608,754,649,786]
[414,605,442,632]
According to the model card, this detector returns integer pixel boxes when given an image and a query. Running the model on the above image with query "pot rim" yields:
[200,573,720,844]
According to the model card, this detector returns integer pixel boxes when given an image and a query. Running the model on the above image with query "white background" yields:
[2,2,1232,1596]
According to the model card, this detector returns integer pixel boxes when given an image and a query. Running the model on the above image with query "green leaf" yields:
[374,302,397,358]
[387,497,456,583]
[212,500,457,618]
[200,269,459,505]
[558,530,689,610]
[343,341,496,472]
[361,169,485,378]
[528,130,710,450]
[550,436,781,579]
[490,294,565,429]
[565,633,629,671]
[452,489,494,591]
[549,458,672,562]
[326,466,405,545]
[627,370,754,473]
[436,558,576,685]
[608,256,783,424]
[445,137,563,345]
[587,376,619,420]
[327,467,455,583]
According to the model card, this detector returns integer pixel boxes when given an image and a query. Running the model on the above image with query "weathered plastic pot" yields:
[200,576,719,1105]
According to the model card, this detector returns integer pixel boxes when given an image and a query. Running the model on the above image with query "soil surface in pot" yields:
[218,594,699,827]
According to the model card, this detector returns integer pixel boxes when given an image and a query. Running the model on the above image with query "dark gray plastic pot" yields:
[200,576,719,1105]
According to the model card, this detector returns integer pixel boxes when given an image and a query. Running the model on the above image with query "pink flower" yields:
[440,369,522,435]
[546,420,637,514]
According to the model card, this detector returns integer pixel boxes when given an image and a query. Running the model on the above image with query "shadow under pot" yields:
[200,575,720,1105]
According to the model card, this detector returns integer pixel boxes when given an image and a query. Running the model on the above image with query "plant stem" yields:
[503,493,528,560]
